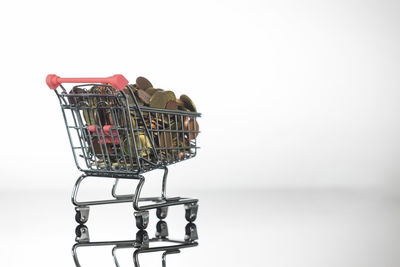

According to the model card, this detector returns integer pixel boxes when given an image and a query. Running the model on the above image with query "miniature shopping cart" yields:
[46,74,200,229]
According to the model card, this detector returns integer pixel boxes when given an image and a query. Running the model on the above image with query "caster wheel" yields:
[156,220,169,239]
[134,211,149,230]
[75,225,90,243]
[135,230,149,248]
[184,204,198,222]
[184,223,198,241]
[75,207,90,224]
[156,206,168,220]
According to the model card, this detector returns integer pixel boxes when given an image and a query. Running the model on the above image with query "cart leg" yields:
[111,246,121,267]
[132,177,146,211]
[132,172,199,225]
[72,174,140,207]
[161,166,168,200]
[72,243,82,267]
[111,167,169,201]
[71,174,88,207]
[72,174,91,224]
[162,250,180,267]
[111,178,136,200]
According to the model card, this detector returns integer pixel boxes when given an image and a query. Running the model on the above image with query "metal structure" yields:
[46,75,200,229]
[73,221,198,267]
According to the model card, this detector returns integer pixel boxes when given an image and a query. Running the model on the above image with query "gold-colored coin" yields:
[180,94,197,112]
[145,87,157,96]
[122,133,151,157]
[81,97,97,125]
[135,97,145,106]
[180,106,191,112]
[146,87,164,95]
[82,109,95,125]
[126,84,137,92]
[90,85,112,94]
[149,91,176,109]
[176,98,184,107]
[136,76,153,90]
[137,134,151,157]
[136,89,151,105]
[123,87,136,106]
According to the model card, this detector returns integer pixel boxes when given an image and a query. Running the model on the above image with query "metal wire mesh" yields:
[57,84,200,175]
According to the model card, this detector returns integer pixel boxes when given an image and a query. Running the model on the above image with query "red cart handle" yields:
[46,74,129,91]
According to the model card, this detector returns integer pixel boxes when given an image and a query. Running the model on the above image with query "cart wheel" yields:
[134,211,149,230]
[135,230,149,248]
[156,220,169,239]
[75,207,90,224]
[156,206,168,219]
[184,203,198,222]
[75,225,90,243]
[184,223,198,241]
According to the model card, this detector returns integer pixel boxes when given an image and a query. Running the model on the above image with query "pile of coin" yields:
[69,76,199,169]
[123,77,199,163]
[124,76,197,112]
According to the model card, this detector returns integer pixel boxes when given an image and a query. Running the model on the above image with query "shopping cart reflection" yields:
[72,220,198,267]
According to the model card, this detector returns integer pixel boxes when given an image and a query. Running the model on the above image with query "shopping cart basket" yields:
[46,74,200,229]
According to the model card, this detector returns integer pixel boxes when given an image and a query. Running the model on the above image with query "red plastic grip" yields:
[46,74,129,91]
[88,125,120,145]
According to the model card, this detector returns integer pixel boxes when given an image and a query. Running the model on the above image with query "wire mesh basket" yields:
[50,75,200,176]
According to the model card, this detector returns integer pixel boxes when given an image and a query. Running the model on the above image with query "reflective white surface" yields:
[1,188,399,266]
[0,0,399,266]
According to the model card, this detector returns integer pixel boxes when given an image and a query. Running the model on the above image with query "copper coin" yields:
[136,76,153,90]
[68,87,85,106]
[184,117,199,140]
[165,100,178,110]
[136,89,151,105]
[159,132,173,148]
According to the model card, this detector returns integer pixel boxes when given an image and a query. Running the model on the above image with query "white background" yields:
[0,0,399,266]
[1,0,400,191]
